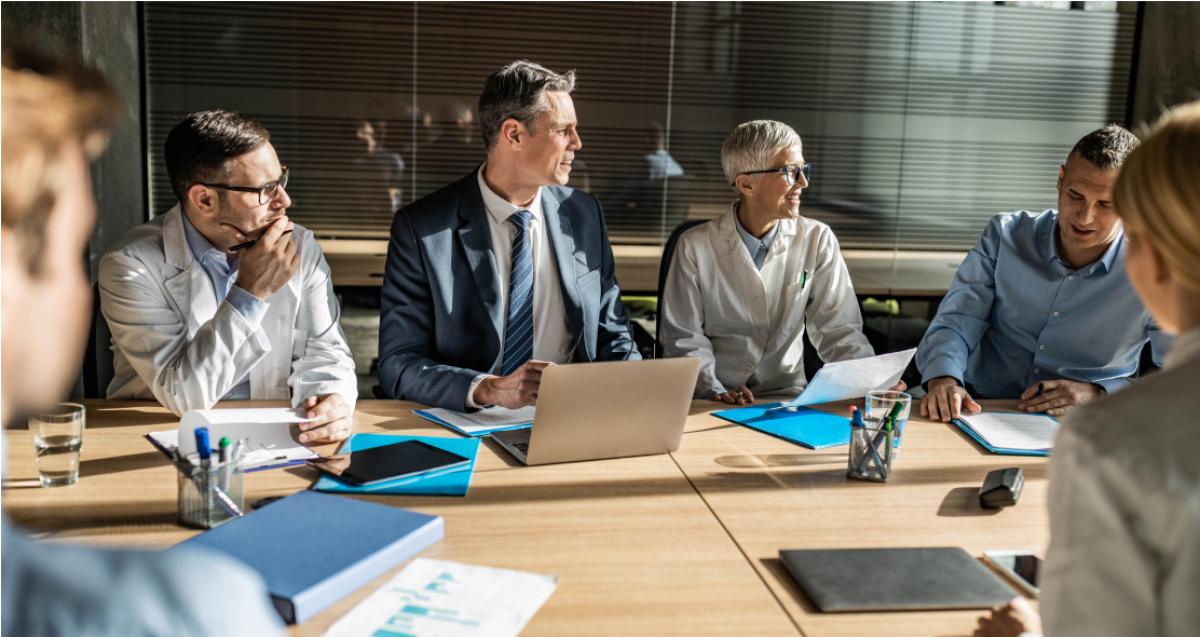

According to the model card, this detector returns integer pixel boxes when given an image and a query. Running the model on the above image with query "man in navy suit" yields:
[378,61,640,410]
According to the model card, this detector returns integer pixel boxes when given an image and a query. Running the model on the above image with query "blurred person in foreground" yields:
[1,45,283,636]
[974,102,1200,637]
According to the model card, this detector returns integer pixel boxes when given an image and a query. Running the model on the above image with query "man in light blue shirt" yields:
[917,125,1172,422]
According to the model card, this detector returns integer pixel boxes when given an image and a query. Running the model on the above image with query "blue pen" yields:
[194,427,212,469]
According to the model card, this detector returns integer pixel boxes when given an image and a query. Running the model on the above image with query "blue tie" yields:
[500,210,534,376]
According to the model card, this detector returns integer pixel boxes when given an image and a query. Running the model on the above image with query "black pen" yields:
[228,228,293,253]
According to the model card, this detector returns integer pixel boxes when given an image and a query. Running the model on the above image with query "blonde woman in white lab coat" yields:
[661,120,886,404]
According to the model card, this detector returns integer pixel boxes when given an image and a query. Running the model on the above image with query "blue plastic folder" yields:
[313,434,480,496]
[713,403,850,449]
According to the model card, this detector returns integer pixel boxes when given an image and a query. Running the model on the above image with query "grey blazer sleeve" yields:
[377,209,480,409]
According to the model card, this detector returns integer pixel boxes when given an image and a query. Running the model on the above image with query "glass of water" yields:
[30,403,86,487]
[864,390,912,451]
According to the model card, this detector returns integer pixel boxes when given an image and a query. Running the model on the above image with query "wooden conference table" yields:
[2,399,1047,637]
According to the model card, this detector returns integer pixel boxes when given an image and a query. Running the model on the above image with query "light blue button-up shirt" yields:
[733,205,779,271]
[916,209,1172,398]
[181,214,267,400]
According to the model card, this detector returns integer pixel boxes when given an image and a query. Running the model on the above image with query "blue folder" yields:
[313,433,479,496]
[951,419,1052,457]
[177,490,443,625]
[713,403,850,449]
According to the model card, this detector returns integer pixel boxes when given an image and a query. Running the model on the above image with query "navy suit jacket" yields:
[378,171,640,409]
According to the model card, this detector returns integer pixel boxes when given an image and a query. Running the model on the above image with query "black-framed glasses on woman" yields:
[199,165,289,205]
[736,163,812,186]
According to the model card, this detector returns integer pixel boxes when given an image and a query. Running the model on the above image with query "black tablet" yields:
[309,440,470,486]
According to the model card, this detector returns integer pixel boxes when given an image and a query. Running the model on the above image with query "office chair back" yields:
[82,284,114,398]
[654,218,709,357]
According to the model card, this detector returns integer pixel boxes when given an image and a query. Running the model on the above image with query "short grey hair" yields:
[478,60,576,150]
[721,120,803,186]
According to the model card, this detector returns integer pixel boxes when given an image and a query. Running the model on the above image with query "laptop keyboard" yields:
[512,441,530,453]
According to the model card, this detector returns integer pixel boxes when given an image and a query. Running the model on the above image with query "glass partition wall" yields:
[144,1,1136,375]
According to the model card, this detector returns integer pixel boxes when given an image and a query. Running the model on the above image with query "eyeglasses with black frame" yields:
[736,163,812,187]
[199,166,289,205]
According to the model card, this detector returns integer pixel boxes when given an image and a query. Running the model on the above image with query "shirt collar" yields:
[732,202,779,253]
[477,164,543,225]
[180,211,231,269]
[1042,209,1124,275]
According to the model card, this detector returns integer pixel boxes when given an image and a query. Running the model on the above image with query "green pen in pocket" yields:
[799,269,810,288]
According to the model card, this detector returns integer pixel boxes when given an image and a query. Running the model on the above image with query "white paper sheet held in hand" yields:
[323,558,557,637]
[959,412,1059,452]
[146,407,318,469]
[776,348,916,408]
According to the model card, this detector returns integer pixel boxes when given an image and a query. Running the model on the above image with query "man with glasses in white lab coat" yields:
[661,120,897,405]
[98,110,356,442]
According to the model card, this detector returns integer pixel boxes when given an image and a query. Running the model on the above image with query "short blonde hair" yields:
[1,48,120,274]
[1113,101,1200,292]
[721,120,802,186]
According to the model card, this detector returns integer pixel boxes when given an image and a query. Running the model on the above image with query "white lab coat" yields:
[661,205,873,397]
[98,205,357,415]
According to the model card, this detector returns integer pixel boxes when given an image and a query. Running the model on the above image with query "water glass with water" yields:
[30,402,86,487]
[864,390,912,451]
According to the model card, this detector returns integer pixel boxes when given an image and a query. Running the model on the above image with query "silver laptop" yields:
[491,357,701,465]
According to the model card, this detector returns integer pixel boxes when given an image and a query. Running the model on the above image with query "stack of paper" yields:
[323,558,557,637]
[415,406,535,437]
[145,407,318,471]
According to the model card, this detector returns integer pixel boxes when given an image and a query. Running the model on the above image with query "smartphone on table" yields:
[983,550,1042,597]
[307,440,470,486]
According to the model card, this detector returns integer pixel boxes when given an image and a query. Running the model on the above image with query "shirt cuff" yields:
[464,373,493,410]
[227,285,269,327]
[919,358,965,388]
[1092,377,1128,394]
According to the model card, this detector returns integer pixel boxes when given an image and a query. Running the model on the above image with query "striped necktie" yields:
[500,210,534,375]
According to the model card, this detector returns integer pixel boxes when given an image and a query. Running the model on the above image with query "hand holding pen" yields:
[232,215,299,300]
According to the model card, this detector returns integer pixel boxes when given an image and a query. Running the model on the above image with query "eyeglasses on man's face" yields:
[737,163,812,187]
[199,165,289,205]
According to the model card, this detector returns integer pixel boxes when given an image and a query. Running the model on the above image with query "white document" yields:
[148,407,318,469]
[418,406,536,436]
[323,558,557,637]
[780,348,916,407]
[959,412,1059,451]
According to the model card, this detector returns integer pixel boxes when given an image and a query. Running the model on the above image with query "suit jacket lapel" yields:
[455,177,505,349]
[161,207,217,338]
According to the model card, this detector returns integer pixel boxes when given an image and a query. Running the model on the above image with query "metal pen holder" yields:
[176,453,245,529]
[847,421,895,482]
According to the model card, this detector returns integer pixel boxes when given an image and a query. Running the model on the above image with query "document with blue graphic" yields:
[323,558,557,637]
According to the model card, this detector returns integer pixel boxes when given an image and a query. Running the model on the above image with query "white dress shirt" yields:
[661,204,874,397]
[1039,326,1200,637]
[465,166,572,407]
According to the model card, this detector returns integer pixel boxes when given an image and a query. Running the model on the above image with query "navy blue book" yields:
[176,490,443,624]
